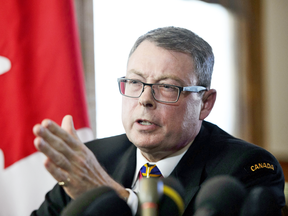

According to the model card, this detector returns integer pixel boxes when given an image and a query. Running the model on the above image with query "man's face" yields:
[122,40,204,161]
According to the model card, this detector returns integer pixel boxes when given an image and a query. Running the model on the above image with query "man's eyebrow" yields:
[127,70,186,86]
[126,69,146,78]
[157,75,186,86]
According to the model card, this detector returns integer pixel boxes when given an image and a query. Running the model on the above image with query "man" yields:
[31,27,285,215]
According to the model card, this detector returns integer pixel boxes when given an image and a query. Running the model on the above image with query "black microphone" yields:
[61,186,132,216]
[158,177,185,216]
[194,175,247,216]
[240,186,281,216]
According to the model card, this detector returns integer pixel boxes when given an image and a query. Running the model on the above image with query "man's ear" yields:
[199,89,217,120]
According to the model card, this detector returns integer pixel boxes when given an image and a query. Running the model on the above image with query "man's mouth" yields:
[138,120,153,126]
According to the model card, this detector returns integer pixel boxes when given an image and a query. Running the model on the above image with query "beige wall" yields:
[74,0,96,138]
[263,0,288,160]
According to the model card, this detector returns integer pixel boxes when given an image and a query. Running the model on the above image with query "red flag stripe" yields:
[0,0,91,168]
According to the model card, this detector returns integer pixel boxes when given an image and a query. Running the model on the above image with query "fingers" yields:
[44,158,70,183]
[45,118,79,149]
[61,115,79,140]
[34,135,72,171]
[33,115,81,170]
[33,117,79,150]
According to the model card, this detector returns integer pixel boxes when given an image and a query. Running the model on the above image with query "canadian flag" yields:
[0,1,93,215]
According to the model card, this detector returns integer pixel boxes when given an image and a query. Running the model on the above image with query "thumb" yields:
[61,115,79,139]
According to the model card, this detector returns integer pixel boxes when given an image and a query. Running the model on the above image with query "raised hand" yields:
[33,115,128,200]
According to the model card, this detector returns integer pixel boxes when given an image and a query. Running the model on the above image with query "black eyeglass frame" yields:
[117,77,207,103]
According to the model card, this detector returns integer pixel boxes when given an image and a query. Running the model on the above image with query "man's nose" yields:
[138,86,156,108]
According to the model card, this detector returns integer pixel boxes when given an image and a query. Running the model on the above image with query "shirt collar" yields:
[132,141,193,185]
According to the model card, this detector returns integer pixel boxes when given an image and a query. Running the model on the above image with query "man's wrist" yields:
[126,188,138,215]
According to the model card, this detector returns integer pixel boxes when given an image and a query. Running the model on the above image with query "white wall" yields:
[94,0,237,139]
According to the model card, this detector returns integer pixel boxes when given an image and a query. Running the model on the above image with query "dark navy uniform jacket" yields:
[31,121,285,215]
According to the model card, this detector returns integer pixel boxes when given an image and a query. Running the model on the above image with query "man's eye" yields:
[127,80,140,84]
[159,84,178,91]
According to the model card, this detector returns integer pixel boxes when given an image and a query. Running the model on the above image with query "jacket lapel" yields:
[112,144,137,188]
[170,124,210,212]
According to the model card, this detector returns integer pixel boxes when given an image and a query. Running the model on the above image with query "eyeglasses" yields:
[117,77,207,103]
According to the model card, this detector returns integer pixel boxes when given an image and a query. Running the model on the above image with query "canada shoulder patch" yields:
[245,162,276,174]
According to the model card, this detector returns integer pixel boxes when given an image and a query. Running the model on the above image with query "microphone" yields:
[240,186,281,216]
[139,177,185,216]
[61,186,132,216]
[194,175,246,216]
[139,178,161,216]
[158,177,185,216]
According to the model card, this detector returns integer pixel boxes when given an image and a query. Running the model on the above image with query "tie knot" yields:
[140,163,162,178]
